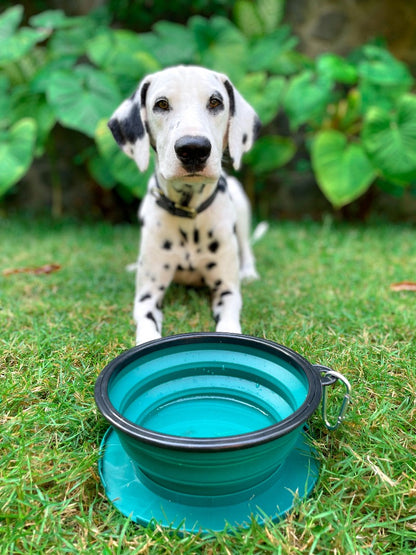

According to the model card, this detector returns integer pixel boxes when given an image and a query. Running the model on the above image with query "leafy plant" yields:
[306,45,416,207]
[1,1,416,213]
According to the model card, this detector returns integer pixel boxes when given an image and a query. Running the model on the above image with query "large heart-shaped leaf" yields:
[244,136,295,173]
[86,30,160,95]
[311,130,376,207]
[11,89,55,155]
[46,65,122,137]
[236,73,285,124]
[0,5,23,39]
[357,45,413,87]
[190,16,248,82]
[248,27,301,75]
[0,27,50,65]
[317,53,358,85]
[0,118,37,196]
[284,70,334,128]
[362,94,416,181]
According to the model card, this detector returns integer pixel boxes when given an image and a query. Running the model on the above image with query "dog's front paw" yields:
[240,265,259,282]
[136,329,162,345]
[215,319,242,334]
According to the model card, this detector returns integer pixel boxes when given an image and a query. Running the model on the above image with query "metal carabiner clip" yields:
[320,368,352,431]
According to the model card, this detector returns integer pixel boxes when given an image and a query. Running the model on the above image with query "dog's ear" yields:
[223,79,261,170]
[107,80,151,172]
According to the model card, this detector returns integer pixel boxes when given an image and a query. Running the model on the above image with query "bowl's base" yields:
[98,428,320,532]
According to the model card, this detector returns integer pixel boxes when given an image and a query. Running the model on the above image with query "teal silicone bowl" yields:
[95,333,326,504]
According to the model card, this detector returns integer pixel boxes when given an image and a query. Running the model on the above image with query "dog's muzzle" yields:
[174,135,212,171]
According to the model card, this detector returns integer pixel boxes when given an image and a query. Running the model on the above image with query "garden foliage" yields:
[1,1,416,208]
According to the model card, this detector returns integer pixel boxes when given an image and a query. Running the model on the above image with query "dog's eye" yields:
[154,98,170,112]
[208,95,223,111]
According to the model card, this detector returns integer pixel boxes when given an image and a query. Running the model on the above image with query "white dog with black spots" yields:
[108,65,261,344]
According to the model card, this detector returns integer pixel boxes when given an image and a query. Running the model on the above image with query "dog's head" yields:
[108,66,260,187]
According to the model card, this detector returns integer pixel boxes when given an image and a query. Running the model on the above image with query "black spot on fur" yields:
[193,229,200,244]
[162,240,172,250]
[177,265,184,271]
[242,133,247,145]
[218,175,227,192]
[140,81,150,107]
[146,311,158,329]
[208,229,214,238]
[163,263,170,270]
[214,313,220,324]
[206,262,217,270]
[139,293,151,302]
[179,228,188,243]
[233,223,237,235]
[214,279,222,288]
[224,80,235,116]
[159,285,166,291]
[125,103,145,142]
[253,117,262,140]
[208,240,219,253]
[220,290,232,298]
[107,119,126,146]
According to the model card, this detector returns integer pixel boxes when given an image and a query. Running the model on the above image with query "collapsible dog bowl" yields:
[95,333,350,532]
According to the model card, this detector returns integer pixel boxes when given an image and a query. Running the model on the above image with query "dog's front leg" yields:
[206,253,242,333]
[133,257,173,344]
[212,284,243,334]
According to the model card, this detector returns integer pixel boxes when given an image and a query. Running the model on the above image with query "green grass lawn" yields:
[1,217,415,554]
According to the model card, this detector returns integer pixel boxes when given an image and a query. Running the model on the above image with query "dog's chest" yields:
[169,220,227,285]
[142,209,235,287]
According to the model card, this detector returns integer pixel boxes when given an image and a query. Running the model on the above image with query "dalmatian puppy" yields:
[108,65,261,344]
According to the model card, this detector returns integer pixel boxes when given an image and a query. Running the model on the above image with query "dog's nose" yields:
[174,136,211,167]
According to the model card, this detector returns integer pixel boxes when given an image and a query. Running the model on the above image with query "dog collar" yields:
[152,176,227,219]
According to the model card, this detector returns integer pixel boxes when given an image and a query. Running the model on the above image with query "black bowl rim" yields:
[94,333,323,452]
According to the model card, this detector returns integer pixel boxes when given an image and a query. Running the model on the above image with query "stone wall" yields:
[284,0,416,71]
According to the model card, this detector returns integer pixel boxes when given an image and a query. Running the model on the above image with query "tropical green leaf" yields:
[30,56,77,93]
[11,88,55,154]
[257,0,285,33]
[46,66,122,137]
[141,21,197,66]
[190,16,248,82]
[284,70,334,128]
[357,45,413,86]
[237,73,285,125]
[29,10,73,29]
[317,53,358,85]
[362,94,416,181]
[87,153,117,190]
[0,75,11,128]
[311,130,376,207]
[86,30,160,91]
[48,16,100,57]
[0,5,23,40]
[248,27,299,74]
[244,135,296,173]
[0,118,37,196]
[233,0,263,37]
[0,27,50,65]
[94,119,152,197]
